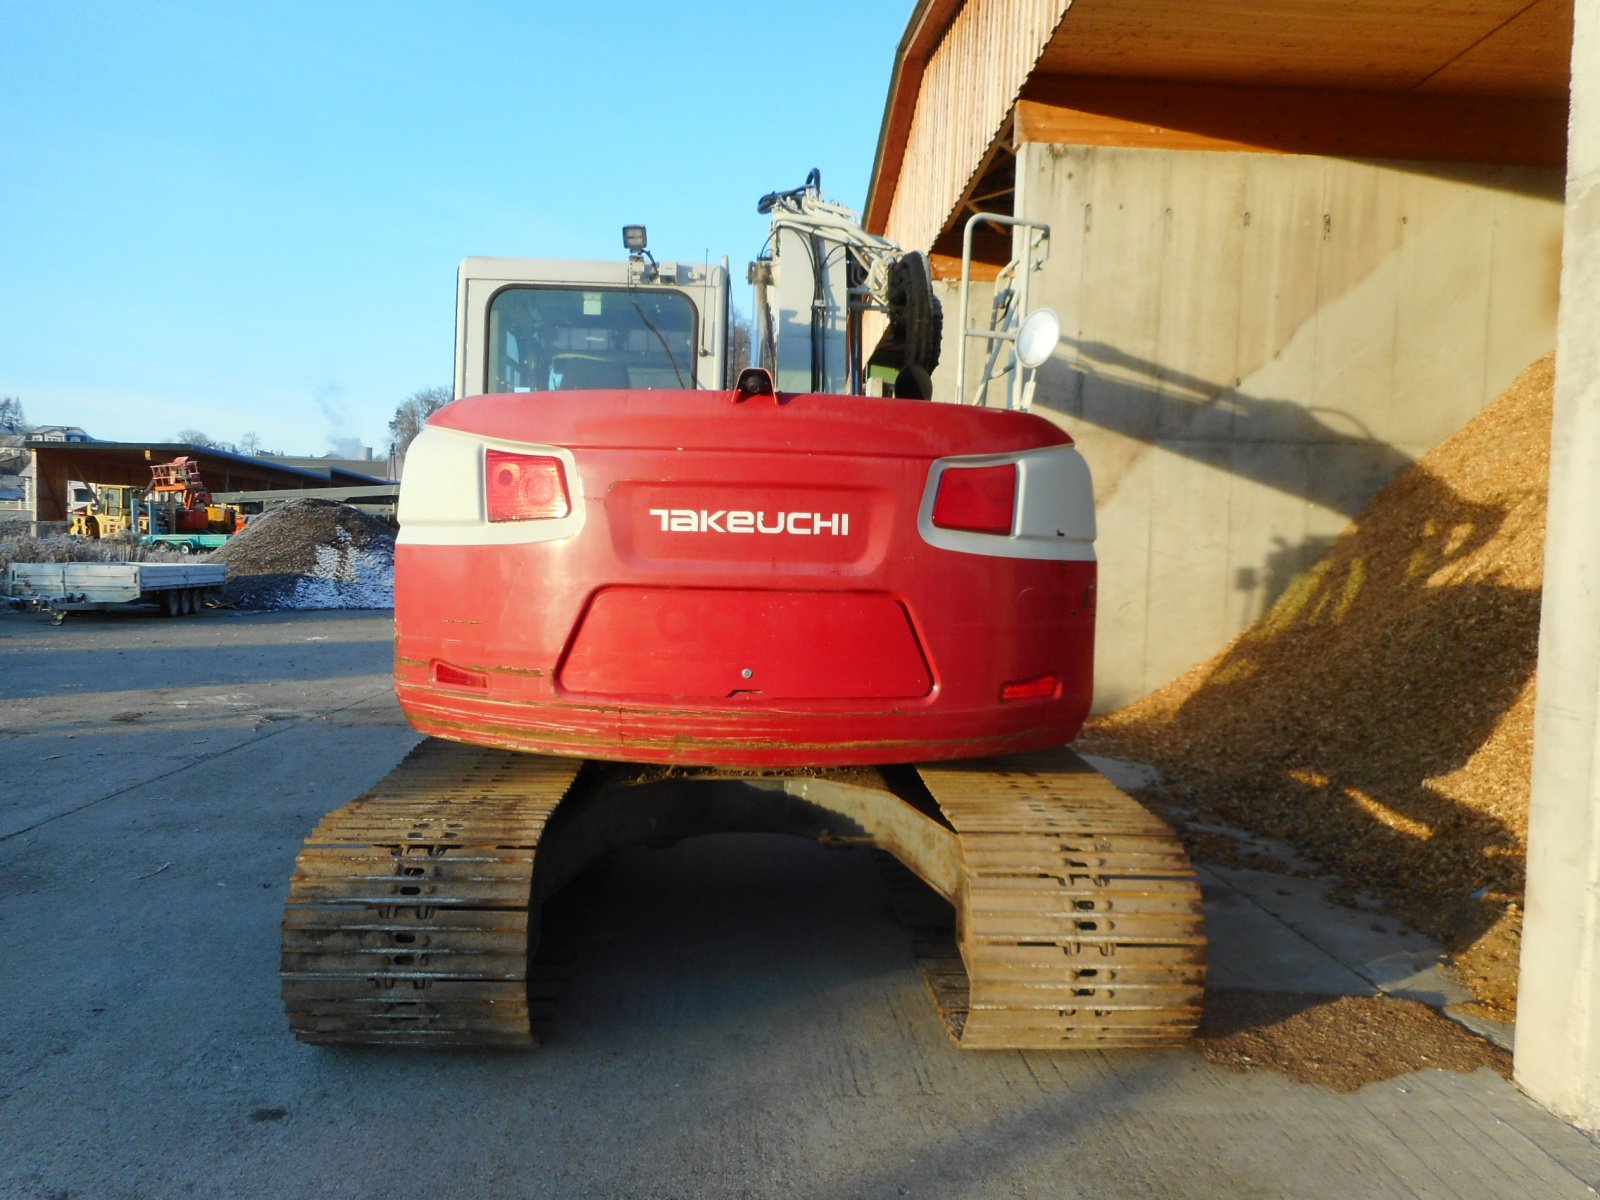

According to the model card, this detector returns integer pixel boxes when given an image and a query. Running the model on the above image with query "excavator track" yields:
[913,751,1206,1049]
[281,741,1203,1050]
[281,740,580,1046]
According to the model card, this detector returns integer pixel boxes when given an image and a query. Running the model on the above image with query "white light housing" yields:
[1016,307,1062,369]
[622,224,648,252]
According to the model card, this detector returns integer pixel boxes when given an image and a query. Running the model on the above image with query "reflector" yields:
[1001,673,1059,702]
[433,660,487,689]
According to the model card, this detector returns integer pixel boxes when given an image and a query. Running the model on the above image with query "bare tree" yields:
[237,431,262,457]
[173,429,223,448]
[0,396,29,434]
[388,386,452,458]
[729,309,755,376]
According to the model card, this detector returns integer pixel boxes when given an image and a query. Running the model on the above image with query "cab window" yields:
[486,286,697,393]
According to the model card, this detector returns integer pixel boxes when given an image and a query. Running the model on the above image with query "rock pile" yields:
[213,499,394,610]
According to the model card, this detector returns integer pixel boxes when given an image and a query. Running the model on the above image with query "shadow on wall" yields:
[1030,336,1425,624]
[1039,336,1416,517]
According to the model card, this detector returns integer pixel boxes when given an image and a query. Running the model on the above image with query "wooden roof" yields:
[26,442,390,522]
[1036,1,1572,97]
[865,0,1575,261]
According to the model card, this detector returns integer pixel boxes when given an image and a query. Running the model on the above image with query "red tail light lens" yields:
[932,463,1016,535]
[486,450,570,522]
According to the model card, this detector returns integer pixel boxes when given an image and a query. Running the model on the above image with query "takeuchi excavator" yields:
[281,173,1206,1049]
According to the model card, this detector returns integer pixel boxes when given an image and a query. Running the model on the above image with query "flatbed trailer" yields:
[141,532,231,555]
[6,561,225,622]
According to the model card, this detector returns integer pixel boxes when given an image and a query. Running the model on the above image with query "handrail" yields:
[956,213,1051,408]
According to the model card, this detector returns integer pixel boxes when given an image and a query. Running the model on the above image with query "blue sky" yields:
[1,1,912,457]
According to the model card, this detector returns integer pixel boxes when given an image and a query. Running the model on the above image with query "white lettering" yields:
[649,506,852,537]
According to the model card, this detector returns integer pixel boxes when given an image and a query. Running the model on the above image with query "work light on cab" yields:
[931,462,1017,535]
[485,449,570,522]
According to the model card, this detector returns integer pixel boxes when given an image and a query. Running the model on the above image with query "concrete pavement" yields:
[1,608,1595,1199]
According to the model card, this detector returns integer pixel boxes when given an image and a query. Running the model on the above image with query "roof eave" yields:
[864,0,964,235]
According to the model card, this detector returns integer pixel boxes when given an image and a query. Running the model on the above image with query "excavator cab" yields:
[454,246,730,400]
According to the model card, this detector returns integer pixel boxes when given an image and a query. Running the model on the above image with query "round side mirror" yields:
[1015,307,1062,369]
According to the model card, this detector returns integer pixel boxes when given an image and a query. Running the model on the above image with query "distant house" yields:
[29,425,93,443]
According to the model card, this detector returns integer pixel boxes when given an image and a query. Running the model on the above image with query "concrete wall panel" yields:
[1306,163,1404,446]
[984,144,1564,708]
[1390,173,1495,443]
[1515,0,1600,1130]
[1487,173,1567,396]
[1143,439,1238,688]
[1154,153,1247,442]
[1074,148,1171,440]
[1235,157,1322,422]
[933,277,995,406]
[1091,429,1156,695]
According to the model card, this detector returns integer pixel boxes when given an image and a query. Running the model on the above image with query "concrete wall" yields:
[1515,0,1600,1131]
[964,144,1565,708]
[928,276,995,406]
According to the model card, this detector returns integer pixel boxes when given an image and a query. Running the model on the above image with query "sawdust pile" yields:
[1199,990,1511,1091]
[1081,354,1555,1021]
[212,499,394,610]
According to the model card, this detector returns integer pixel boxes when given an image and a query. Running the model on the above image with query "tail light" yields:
[486,449,570,522]
[932,463,1016,535]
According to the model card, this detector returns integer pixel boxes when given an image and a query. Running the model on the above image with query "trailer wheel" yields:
[181,588,195,616]
[162,590,181,618]
[177,541,193,556]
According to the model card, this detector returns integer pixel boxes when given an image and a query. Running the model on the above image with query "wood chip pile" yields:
[212,498,394,610]
[1081,354,1555,1020]
[1198,989,1512,1090]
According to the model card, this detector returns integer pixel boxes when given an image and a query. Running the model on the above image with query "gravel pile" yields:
[213,499,394,610]
[1081,354,1555,1021]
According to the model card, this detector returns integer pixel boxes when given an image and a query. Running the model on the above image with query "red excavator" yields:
[281,174,1206,1049]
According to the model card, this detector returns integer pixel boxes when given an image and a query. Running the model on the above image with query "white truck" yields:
[6,561,225,622]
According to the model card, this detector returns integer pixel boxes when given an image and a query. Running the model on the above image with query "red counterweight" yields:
[393,386,1099,768]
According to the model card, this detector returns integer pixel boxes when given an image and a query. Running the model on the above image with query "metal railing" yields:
[955,213,1052,410]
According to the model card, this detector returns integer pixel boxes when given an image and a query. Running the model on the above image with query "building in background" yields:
[865,0,1570,709]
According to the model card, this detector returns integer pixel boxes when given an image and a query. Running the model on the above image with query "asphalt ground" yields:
[2,607,1597,1200]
